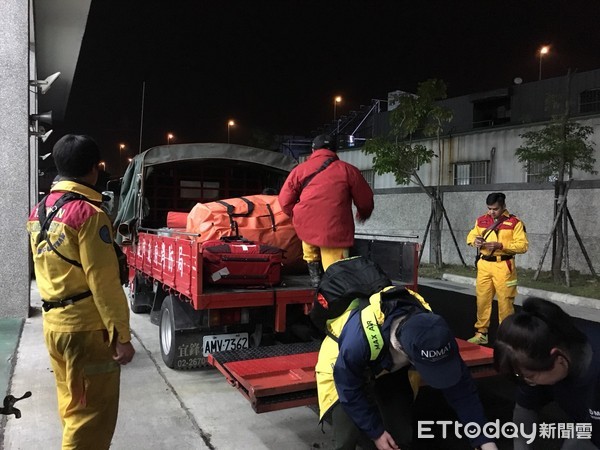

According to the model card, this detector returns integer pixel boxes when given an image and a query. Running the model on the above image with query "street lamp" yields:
[227,120,235,143]
[119,143,125,175]
[99,161,106,171]
[333,96,342,121]
[167,133,174,145]
[539,45,550,81]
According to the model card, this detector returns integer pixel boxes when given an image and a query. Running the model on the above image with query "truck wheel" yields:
[128,273,152,314]
[159,295,203,370]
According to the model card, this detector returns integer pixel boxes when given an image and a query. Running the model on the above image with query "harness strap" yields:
[480,254,514,262]
[37,192,90,267]
[265,203,276,231]
[476,214,515,263]
[360,306,384,361]
[300,156,338,191]
[41,290,92,312]
[216,198,256,236]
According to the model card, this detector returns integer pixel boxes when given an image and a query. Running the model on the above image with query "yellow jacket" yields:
[315,288,430,421]
[466,209,528,258]
[27,180,131,344]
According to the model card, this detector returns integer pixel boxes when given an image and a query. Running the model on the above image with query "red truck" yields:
[112,143,492,412]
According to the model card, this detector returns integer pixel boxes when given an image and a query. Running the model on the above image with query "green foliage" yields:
[364,138,435,185]
[363,79,452,185]
[516,121,597,180]
[419,263,600,300]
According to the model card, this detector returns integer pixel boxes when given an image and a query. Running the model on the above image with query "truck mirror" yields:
[101,191,116,216]
[118,222,132,242]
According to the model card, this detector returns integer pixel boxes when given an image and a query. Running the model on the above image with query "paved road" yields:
[3,278,598,449]
[2,284,334,450]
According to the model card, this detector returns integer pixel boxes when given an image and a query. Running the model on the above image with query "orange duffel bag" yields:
[186,195,303,273]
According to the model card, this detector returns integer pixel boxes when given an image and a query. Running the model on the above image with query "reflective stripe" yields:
[506,280,518,287]
[360,306,384,361]
[84,361,120,376]
[405,288,432,312]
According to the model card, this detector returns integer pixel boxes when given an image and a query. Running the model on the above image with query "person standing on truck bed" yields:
[278,134,374,287]
[26,134,135,450]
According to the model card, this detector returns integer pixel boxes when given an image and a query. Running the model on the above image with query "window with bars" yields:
[453,161,488,185]
[526,161,553,183]
[361,169,375,188]
[580,89,600,113]
[180,180,220,199]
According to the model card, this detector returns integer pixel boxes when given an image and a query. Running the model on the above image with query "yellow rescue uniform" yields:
[302,242,349,271]
[315,288,430,421]
[466,210,528,334]
[27,180,131,450]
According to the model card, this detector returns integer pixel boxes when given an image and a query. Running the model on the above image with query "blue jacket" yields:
[334,303,491,448]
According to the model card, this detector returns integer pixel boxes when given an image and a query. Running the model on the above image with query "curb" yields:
[441,273,600,310]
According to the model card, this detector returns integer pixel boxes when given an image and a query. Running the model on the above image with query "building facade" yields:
[339,70,600,274]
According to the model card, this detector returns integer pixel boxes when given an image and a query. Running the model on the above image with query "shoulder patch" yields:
[99,225,112,244]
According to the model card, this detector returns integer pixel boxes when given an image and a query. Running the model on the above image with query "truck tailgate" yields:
[208,341,320,413]
[208,339,495,413]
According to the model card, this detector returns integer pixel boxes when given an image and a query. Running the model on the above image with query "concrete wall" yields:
[0,0,31,317]
[364,183,600,275]
[339,115,600,189]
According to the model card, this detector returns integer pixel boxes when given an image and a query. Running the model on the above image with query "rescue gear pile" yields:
[185,194,303,272]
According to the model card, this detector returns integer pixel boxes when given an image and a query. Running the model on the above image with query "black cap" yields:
[312,134,334,150]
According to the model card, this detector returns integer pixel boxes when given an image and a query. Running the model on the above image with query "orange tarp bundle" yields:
[186,195,304,272]
[166,212,189,228]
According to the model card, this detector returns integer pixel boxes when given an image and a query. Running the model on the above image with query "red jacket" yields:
[278,149,374,247]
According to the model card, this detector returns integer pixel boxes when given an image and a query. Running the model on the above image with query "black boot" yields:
[307,262,323,288]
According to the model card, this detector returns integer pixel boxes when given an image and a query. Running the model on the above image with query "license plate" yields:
[202,333,249,356]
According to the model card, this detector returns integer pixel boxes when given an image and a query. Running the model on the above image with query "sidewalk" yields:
[2,277,598,449]
[430,273,600,323]
[1,283,334,450]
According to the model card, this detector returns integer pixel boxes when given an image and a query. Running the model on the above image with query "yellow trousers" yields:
[43,327,121,450]
[302,242,349,271]
[474,258,518,334]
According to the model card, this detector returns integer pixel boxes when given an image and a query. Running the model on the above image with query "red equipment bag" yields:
[201,237,282,287]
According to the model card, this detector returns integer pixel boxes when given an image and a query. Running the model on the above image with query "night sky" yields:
[44,0,600,177]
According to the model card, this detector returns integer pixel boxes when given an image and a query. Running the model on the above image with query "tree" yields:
[363,79,462,268]
[515,75,597,283]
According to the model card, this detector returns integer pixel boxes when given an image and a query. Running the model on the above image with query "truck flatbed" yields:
[208,339,495,413]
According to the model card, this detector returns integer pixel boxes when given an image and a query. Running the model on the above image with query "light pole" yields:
[99,161,106,171]
[227,120,235,143]
[119,143,125,175]
[539,45,549,81]
[167,133,174,145]
[333,96,342,121]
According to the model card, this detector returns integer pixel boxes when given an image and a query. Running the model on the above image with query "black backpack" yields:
[309,256,391,332]
[37,192,129,286]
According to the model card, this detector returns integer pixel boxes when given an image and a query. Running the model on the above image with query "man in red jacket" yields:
[279,134,374,287]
